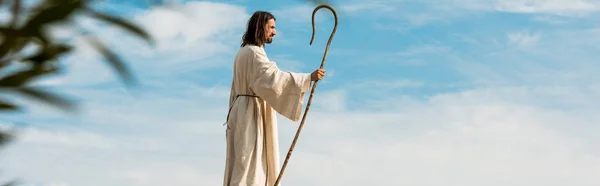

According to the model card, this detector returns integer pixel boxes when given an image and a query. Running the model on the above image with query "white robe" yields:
[223,44,312,186]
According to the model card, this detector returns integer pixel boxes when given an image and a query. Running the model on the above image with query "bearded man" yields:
[222,11,326,186]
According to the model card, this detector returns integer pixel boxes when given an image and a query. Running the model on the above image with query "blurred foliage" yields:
[0,129,11,147]
[0,0,154,185]
[0,0,153,113]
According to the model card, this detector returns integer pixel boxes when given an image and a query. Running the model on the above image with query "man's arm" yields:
[249,47,315,121]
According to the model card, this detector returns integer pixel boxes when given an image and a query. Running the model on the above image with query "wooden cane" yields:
[273,4,338,186]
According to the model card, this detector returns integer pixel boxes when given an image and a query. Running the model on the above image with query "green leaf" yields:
[84,7,153,45]
[0,1,81,58]
[13,87,76,112]
[0,99,19,111]
[0,66,58,87]
[10,37,32,55]
[0,60,11,69]
[36,28,52,45]
[0,26,11,33]
[22,44,72,63]
[22,0,83,34]
[9,0,22,27]
[0,130,14,147]
[84,36,137,87]
[0,30,18,59]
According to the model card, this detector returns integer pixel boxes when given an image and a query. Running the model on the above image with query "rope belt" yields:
[223,94,259,129]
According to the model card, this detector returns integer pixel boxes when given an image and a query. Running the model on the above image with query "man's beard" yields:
[265,35,273,44]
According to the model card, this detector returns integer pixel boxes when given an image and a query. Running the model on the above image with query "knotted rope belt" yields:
[223,94,259,129]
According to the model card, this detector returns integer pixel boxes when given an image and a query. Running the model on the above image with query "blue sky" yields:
[2,0,600,185]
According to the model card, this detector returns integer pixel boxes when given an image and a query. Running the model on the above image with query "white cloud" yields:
[18,128,116,150]
[0,85,230,186]
[310,89,347,112]
[273,84,600,186]
[422,0,600,15]
[508,30,541,48]
[133,2,248,55]
[428,0,600,15]
[338,0,600,28]
[4,82,600,186]
[491,0,599,15]
[451,26,600,87]
[41,1,250,87]
[531,15,573,24]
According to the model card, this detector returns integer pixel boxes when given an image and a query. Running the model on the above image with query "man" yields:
[222,11,326,186]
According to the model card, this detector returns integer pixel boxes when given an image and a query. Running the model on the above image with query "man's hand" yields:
[311,69,326,81]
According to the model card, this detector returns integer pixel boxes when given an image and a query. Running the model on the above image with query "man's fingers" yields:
[313,69,326,80]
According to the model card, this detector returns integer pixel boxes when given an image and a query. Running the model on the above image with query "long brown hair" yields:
[241,11,276,47]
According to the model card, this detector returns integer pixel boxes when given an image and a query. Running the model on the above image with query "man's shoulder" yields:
[239,45,264,55]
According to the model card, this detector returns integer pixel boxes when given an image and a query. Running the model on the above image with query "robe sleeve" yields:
[249,47,312,122]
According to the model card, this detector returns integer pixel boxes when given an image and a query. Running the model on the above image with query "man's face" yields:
[264,18,276,44]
